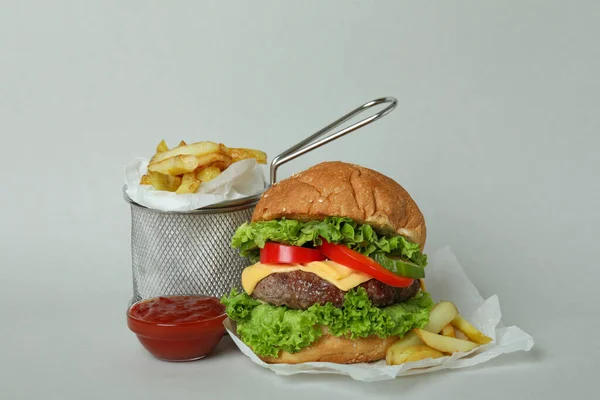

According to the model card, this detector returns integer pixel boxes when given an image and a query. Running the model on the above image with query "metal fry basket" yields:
[125,197,261,302]
[124,97,398,303]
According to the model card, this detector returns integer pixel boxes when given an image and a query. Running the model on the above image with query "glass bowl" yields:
[127,295,227,362]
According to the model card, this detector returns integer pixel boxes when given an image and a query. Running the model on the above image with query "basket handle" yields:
[269,97,398,185]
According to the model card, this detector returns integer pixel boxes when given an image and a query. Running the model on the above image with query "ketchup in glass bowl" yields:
[127,295,226,361]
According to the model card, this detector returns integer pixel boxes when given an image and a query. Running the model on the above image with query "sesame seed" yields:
[263,194,268,198]
[318,199,324,203]
[282,207,286,211]
[308,199,313,203]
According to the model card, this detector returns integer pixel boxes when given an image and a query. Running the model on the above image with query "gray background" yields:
[1,0,598,399]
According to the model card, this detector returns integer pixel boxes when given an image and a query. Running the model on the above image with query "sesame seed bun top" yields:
[251,161,426,250]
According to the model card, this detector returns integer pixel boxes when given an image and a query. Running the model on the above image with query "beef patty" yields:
[251,270,421,309]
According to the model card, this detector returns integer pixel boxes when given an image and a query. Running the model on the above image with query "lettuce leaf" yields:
[231,217,427,267]
[221,288,433,357]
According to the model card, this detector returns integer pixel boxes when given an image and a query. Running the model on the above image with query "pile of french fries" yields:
[140,140,267,194]
[386,301,492,365]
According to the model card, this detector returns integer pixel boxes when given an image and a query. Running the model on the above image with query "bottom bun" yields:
[258,334,398,364]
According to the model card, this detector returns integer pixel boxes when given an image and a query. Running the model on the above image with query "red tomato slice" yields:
[260,242,326,264]
[318,240,414,288]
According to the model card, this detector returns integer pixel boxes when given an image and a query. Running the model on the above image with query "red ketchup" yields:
[127,296,226,361]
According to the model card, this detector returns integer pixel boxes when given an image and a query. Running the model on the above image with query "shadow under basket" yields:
[125,193,259,303]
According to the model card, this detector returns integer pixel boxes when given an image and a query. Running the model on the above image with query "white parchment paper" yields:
[223,247,534,381]
[124,157,266,211]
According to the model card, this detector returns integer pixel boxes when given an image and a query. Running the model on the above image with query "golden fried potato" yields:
[148,154,200,175]
[455,328,469,341]
[156,139,169,153]
[219,143,267,164]
[414,329,479,353]
[176,172,201,194]
[148,171,182,192]
[451,315,492,345]
[196,153,232,170]
[151,141,220,164]
[207,160,232,171]
[142,139,265,194]
[441,324,456,338]
[386,345,445,365]
[140,174,152,185]
[149,140,170,163]
[196,166,222,183]
[423,301,459,334]
[385,331,422,365]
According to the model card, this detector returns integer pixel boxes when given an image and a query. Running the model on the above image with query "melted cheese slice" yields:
[241,260,372,295]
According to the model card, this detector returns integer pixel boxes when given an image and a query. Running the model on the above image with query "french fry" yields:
[148,154,200,175]
[451,315,492,345]
[208,160,232,171]
[455,328,468,341]
[385,331,422,364]
[140,174,152,185]
[423,301,459,334]
[156,139,169,153]
[196,166,222,183]
[386,345,444,366]
[386,299,459,365]
[147,171,182,192]
[151,141,220,164]
[176,172,201,194]
[195,153,232,170]
[231,148,267,164]
[441,324,456,338]
[219,144,267,164]
[149,140,170,163]
[419,279,426,292]
[142,139,266,194]
[414,329,479,353]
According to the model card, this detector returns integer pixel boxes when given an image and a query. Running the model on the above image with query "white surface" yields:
[0,0,598,399]
[225,247,534,381]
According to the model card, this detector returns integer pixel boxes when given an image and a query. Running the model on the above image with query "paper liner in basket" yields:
[124,157,266,211]
[223,247,534,382]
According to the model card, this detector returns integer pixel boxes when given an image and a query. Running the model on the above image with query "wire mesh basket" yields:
[125,196,260,303]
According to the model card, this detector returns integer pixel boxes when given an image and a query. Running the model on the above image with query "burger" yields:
[222,161,433,364]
